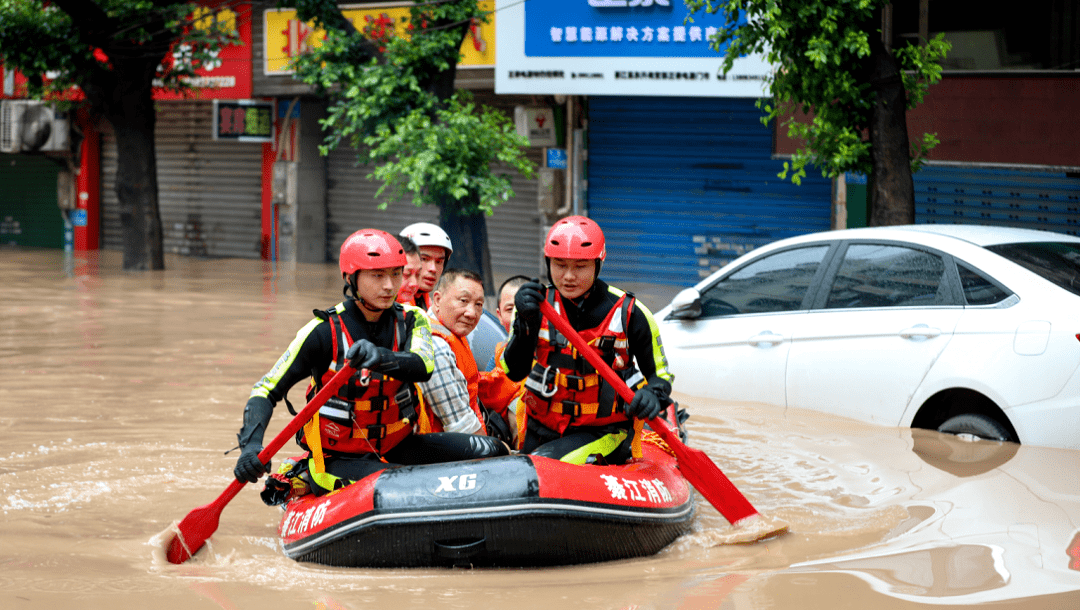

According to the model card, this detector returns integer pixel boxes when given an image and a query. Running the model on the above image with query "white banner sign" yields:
[495,0,771,97]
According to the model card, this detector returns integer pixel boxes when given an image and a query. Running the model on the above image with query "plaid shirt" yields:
[418,334,482,434]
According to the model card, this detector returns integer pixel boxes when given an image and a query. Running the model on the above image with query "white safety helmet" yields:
[399,222,453,255]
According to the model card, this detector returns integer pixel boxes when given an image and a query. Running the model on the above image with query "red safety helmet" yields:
[544,216,606,261]
[339,229,407,274]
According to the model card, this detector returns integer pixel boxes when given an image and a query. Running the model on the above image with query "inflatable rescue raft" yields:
[278,440,694,567]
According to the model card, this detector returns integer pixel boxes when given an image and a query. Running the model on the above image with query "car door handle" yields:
[748,331,785,347]
[899,324,941,340]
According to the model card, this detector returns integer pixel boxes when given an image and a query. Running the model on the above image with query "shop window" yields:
[891,0,1078,72]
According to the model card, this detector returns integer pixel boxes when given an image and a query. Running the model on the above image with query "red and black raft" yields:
[278,440,695,567]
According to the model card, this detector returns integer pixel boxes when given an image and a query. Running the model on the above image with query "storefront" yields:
[495,0,833,287]
[587,96,832,286]
[323,142,545,281]
[912,165,1079,234]
[0,1,260,256]
[845,76,1080,235]
[254,2,547,279]
[99,100,265,258]
[97,3,262,257]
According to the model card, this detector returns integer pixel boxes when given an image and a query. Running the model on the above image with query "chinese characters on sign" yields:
[514,106,557,147]
[263,2,496,75]
[213,100,273,142]
[523,0,731,59]
[282,500,330,536]
[496,0,770,97]
[153,4,253,100]
[600,474,674,504]
[588,0,672,5]
[549,24,716,45]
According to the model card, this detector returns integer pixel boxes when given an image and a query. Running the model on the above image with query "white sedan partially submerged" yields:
[657,225,1080,449]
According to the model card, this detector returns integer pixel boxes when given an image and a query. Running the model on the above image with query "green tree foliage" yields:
[0,0,237,269]
[686,0,949,225]
[288,0,534,290]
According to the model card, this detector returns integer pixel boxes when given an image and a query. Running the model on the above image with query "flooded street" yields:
[3,248,1080,609]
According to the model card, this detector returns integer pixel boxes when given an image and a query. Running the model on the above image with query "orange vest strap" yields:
[428,323,486,434]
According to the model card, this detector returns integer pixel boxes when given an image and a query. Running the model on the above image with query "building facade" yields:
[3,1,1077,293]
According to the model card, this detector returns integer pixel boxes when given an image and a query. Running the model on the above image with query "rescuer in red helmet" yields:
[233,229,507,502]
[499,216,676,464]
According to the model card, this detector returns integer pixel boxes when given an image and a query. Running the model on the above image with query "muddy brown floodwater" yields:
[3,248,1080,610]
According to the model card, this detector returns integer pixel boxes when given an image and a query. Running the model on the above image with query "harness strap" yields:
[548,400,601,417]
[392,306,408,351]
[553,370,600,391]
[327,308,348,372]
[523,289,650,458]
[304,413,326,475]
[350,419,411,440]
[305,304,417,469]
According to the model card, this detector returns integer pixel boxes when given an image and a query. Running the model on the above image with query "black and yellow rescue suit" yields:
[237,298,506,498]
[500,279,674,464]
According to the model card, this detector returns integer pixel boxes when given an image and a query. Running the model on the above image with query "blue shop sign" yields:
[526,0,738,58]
[547,148,568,169]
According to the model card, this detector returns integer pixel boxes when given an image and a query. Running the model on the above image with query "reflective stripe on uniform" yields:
[633,298,674,384]
[403,303,435,375]
[559,430,629,465]
[250,316,323,400]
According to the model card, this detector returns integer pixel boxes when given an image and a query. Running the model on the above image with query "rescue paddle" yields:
[165,364,356,564]
[539,301,787,539]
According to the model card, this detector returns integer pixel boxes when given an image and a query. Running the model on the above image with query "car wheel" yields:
[936,413,1017,443]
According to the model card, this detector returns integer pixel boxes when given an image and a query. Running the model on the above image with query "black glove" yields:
[346,339,383,370]
[626,387,664,420]
[514,281,546,325]
[233,399,272,483]
[234,445,270,484]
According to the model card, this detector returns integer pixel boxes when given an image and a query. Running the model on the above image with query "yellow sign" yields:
[193,5,237,36]
[264,2,494,75]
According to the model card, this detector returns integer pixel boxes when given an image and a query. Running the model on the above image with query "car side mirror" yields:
[667,288,702,320]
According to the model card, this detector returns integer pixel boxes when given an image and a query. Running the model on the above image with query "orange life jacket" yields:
[300,306,417,462]
[477,342,523,421]
[419,323,487,434]
[520,290,647,438]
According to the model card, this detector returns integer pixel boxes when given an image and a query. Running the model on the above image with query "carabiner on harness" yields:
[538,365,557,398]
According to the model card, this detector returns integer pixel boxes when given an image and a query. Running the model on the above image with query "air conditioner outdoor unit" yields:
[0,100,70,153]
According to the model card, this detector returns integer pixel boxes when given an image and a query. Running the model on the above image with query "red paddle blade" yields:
[164,367,355,565]
[166,505,219,563]
[166,480,243,564]
[669,439,757,524]
[648,416,757,524]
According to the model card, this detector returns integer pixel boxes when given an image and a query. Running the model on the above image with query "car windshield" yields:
[987,242,1080,297]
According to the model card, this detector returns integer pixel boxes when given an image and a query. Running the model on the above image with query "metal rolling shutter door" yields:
[485,146,544,280]
[325,144,439,255]
[914,165,1080,237]
[586,96,832,287]
[101,101,263,258]
[326,144,543,280]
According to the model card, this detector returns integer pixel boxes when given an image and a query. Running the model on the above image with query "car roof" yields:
[791,224,1080,248]
[684,224,1080,295]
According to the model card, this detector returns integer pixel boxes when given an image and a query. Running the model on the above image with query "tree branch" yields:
[49,0,115,44]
